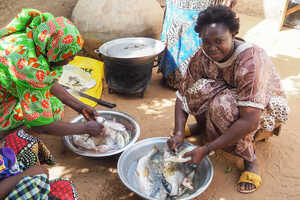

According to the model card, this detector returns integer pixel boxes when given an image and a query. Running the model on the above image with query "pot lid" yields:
[98,37,165,59]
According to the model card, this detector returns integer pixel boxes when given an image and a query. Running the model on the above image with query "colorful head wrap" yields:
[0,9,84,129]
[32,17,84,62]
[0,8,84,63]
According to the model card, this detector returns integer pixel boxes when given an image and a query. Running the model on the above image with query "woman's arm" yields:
[30,120,104,137]
[50,82,99,121]
[174,98,189,135]
[50,82,84,113]
[185,106,261,164]
[0,165,48,199]
[167,98,189,151]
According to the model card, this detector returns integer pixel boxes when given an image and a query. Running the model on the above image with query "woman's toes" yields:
[245,183,255,191]
[245,183,250,191]
[239,183,245,191]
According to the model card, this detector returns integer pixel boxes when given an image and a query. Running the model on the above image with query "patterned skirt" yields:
[1,130,78,200]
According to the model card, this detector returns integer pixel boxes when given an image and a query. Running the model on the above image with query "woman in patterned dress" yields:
[0,8,105,199]
[167,6,289,193]
[0,9,104,138]
[159,0,237,89]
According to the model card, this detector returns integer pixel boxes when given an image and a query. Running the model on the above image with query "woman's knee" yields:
[208,90,239,126]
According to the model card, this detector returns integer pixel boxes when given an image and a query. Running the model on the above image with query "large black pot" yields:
[95,37,165,97]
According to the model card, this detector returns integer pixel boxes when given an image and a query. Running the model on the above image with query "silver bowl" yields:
[62,110,140,157]
[117,137,214,200]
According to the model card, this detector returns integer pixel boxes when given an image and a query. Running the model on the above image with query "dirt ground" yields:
[1,1,300,200]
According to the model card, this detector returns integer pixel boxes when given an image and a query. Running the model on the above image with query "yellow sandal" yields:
[237,171,262,193]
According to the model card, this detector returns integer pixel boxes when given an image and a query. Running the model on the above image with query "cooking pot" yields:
[95,37,166,97]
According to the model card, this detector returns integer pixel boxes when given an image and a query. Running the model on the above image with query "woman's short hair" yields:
[195,5,240,35]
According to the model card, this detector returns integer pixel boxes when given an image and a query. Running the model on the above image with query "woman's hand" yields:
[167,131,185,152]
[50,83,99,121]
[224,0,237,8]
[0,165,49,199]
[183,146,208,165]
[85,121,105,137]
[79,104,99,121]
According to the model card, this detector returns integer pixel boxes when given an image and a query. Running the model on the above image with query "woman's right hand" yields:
[167,131,185,152]
[85,121,105,137]
[23,165,49,178]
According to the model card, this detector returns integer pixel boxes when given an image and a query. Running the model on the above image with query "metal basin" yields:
[117,137,214,200]
[62,110,140,157]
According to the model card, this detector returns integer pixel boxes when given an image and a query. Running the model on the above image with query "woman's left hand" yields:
[183,146,208,165]
[78,104,99,121]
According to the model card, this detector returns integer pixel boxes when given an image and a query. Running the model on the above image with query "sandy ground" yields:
[1,1,300,200]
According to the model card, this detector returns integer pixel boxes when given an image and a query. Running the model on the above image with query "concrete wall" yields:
[155,0,287,18]
[0,0,78,26]
[1,0,287,26]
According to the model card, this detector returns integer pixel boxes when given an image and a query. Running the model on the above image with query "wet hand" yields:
[183,146,208,165]
[85,121,105,137]
[79,104,99,121]
[167,132,184,152]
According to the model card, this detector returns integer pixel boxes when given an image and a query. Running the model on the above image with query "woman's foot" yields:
[238,160,261,193]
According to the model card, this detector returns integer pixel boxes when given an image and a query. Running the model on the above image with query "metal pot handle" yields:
[153,51,165,68]
[94,48,100,54]
[94,48,104,61]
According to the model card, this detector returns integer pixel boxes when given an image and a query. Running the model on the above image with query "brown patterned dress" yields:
[177,42,289,161]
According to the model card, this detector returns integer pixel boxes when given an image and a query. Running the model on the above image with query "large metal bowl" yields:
[62,110,140,157]
[117,137,214,200]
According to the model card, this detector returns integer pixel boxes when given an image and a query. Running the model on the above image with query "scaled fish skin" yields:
[162,146,196,197]
[136,146,159,195]
[135,145,197,199]
[164,146,196,163]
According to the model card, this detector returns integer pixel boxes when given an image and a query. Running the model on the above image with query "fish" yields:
[135,145,197,199]
[182,170,195,191]
[72,118,130,152]
[162,146,196,197]
[164,146,196,163]
[100,117,126,132]
[73,134,98,150]
[136,146,159,195]
[162,161,185,196]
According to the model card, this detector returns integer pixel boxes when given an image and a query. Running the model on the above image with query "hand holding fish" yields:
[78,104,100,121]
[84,120,106,137]
[183,146,208,165]
[167,131,185,152]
